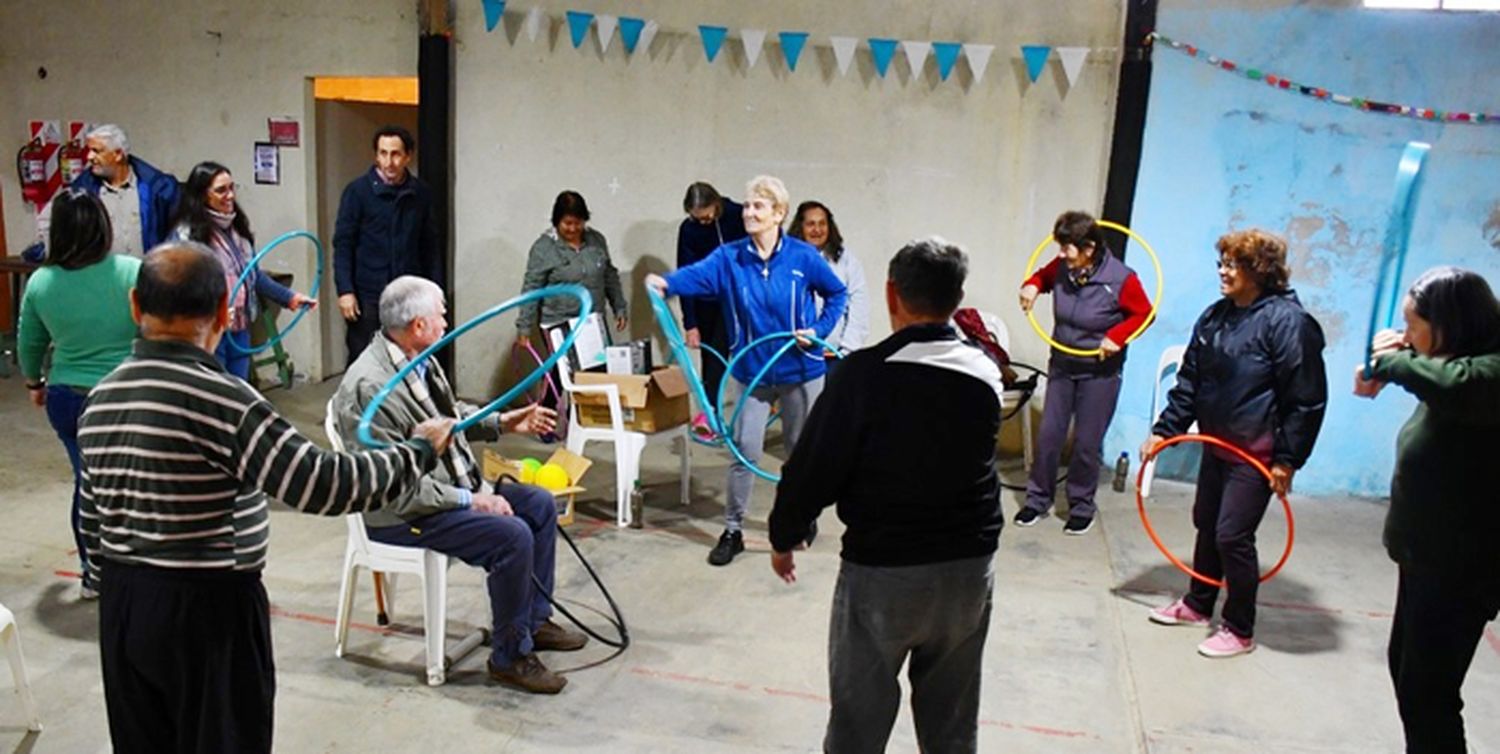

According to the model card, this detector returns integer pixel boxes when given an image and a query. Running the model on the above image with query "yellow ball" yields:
[533,463,571,491]
[519,457,542,484]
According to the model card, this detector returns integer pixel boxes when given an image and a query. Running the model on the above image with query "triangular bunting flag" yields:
[831,36,858,76]
[565,11,593,49]
[619,16,645,54]
[1056,46,1089,87]
[932,42,961,81]
[780,31,809,72]
[741,29,766,68]
[869,38,898,78]
[638,20,659,55]
[596,14,617,53]
[963,43,995,83]
[524,6,544,43]
[699,25,728,62]
[482,0,505,33]
[1021,45,1052,83]
[902,40,931,77]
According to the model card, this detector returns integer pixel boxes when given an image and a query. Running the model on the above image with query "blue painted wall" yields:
[1112,5,1500,497]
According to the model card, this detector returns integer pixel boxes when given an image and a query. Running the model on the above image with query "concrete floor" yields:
[1,376,1497,753]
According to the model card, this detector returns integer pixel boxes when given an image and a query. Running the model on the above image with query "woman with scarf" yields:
[170,161,316,379]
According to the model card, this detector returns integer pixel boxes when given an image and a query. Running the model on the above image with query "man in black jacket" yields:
[333,126,442,364]
[768,237,1004,754]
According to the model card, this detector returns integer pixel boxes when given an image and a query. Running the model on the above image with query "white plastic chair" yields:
[0,602,42,732]
[325,402,452,686]
[549,328,691,527]
[1142,344,1195,496]
[980,311,1035,471]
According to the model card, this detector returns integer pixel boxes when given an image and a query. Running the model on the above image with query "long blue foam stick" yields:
[356,285,592,448]
[1364,141,1430,379]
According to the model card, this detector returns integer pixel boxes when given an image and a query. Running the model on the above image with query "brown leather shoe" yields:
[532,620,588,652]
[487,654,566,694]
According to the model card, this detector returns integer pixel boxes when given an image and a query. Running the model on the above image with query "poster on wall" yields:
[268,117,300,147]
[253,142,279,185]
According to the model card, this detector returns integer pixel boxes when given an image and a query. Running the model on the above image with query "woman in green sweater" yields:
[19,189,142,599]
[1354,266,1500,753]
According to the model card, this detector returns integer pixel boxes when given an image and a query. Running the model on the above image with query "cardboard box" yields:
[572,366,690,433]
[605,338,653,375]
[482,447,592,526]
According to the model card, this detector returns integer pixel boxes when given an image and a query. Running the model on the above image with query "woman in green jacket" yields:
[1354,266,1500,753]
[18,189,142,600]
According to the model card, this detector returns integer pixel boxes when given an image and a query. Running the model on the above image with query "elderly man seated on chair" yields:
[330,275,587,695]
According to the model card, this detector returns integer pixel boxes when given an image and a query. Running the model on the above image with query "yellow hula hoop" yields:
[1023,219,1164,357]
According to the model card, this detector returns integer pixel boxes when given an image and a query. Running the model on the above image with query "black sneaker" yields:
[1063,515,1095,535]
[1013,507,1045,527]
[708,530,745,566]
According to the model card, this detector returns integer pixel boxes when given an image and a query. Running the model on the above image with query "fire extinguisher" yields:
[59,137,88,186]
[17,137,49,206]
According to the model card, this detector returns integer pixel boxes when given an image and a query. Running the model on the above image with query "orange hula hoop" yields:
[1135,434,1295,588]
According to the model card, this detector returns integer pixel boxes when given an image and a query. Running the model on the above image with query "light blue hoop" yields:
[226,230,324,355]
[1364,141,1430,379]
[644,287,841,482]
[356,284,593,448]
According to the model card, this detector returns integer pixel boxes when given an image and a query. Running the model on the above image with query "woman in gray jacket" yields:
[790,200,868,356]
[516,190,628,348]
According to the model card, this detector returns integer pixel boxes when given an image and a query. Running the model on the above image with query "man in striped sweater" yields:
[77,243,455,754]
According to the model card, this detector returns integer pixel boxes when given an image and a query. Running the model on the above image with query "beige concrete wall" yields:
[0,0,419,382]
[452,1,1126,396]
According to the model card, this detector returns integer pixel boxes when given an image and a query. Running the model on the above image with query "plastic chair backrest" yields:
[1150,344,1188,427]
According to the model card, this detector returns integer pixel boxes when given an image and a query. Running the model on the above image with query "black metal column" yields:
[1101,0,1159,259]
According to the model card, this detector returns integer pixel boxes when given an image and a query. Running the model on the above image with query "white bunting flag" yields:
[831,36,858,76]
[524,6,545,43]
[596,14,617,53]
[902,40,931,77]
[741,29,767,68]
[638,20,660,55]
[963,43,995,83]
[1057,46,1089,87]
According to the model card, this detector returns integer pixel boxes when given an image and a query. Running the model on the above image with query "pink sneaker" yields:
[691,412,719,441]
[1197,627,1255,658]
[1148,598,1210,627]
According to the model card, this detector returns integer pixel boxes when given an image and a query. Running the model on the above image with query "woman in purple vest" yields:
[1015,211,1152,534]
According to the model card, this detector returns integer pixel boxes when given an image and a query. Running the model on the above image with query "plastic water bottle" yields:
[629,481,645,529]
[1112,452,1130,493]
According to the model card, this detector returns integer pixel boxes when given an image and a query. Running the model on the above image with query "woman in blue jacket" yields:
[647,175,847,566]
[170,162,317,380]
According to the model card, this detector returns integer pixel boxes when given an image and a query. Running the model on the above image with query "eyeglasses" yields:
[1216,259,1241,272]
[210,183,238,197]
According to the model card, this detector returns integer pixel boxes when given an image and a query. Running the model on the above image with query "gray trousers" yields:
[725,376,824,532]
[825,555,995,754]
[1024,370,1123,520]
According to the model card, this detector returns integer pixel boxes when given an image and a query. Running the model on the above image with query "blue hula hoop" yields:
[1364,141,1430,379]
[356,284,593,448]
[645,286,841,482]
[226,230,324,355]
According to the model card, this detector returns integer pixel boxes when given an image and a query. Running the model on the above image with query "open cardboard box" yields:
[571,365,691,433]
[482,447,591,526]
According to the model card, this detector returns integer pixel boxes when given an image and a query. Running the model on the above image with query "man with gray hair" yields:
[27,124,180,260]
[331,275,587,695]
[768,237,1005,753]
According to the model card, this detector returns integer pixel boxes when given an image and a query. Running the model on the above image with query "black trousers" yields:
[692,303,728,408]
[1182,452,1273,638]
[1388,565,1500,754]
[344,294,382,368]
[99,562,275,754]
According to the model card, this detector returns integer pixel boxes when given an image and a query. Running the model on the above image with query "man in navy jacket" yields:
[333,126,442,364]
[769,237,1004,754]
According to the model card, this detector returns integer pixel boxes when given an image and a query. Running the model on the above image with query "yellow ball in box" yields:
[533,463,571,491]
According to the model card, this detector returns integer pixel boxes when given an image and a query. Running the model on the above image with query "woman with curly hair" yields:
[1142,229,1328,658]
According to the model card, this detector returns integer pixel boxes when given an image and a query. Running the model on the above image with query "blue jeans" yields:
[45,384,91,584]
[366,482,558,665]
[215,329,252,380]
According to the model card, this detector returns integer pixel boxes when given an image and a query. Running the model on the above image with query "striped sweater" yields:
[77,338,436,582]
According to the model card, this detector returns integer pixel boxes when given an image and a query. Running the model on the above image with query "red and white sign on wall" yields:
[59,120,94,187]
[19,120,62,212]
